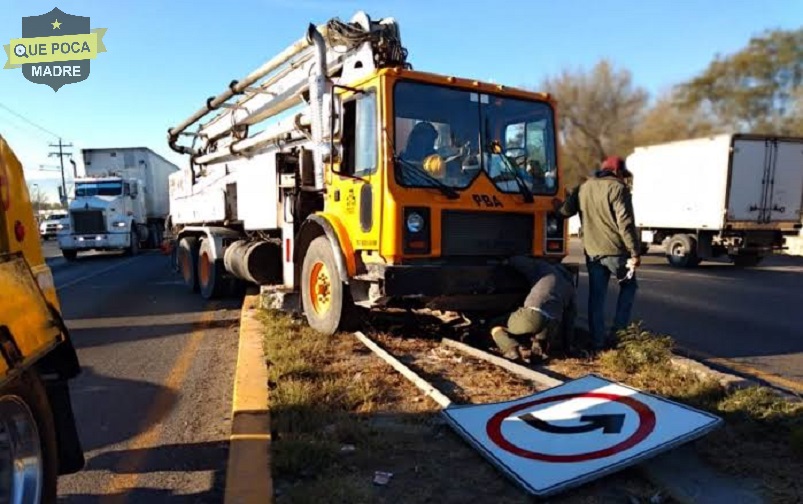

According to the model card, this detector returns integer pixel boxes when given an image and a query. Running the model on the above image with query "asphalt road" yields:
[45,242,243,502]
[566,238,803,393]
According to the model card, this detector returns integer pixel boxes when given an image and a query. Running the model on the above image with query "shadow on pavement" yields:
[68,366,178,453]
[69,318,239,350]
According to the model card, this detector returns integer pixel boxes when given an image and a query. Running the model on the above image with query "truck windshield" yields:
[393,80,558,195]
[75,181,123,197]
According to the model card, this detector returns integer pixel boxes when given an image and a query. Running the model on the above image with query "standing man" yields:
[491,256,577,363]
[554,156,640,352]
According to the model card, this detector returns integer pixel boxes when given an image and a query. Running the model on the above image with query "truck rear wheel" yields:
[301,236,354,336]
[198,238,227,299]
[730,253,763,268]
[0,371,59,504]
[178,236,200,292]
[666,234,700,268]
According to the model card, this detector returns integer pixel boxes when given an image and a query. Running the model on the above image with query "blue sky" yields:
[1,0,801,201]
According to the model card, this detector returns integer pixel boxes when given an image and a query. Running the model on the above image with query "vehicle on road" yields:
[627,134,803,267]
[165,11,578,335]
[57,147,179,261]
[0,135,85,502]
[39,212,69,240]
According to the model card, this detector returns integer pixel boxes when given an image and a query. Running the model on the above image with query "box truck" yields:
[58,147,179,260]
[627,134,803,267]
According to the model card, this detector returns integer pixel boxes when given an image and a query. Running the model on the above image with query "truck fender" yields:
[295,214,353,285]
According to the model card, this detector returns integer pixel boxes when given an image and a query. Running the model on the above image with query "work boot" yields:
[529,340,549,365]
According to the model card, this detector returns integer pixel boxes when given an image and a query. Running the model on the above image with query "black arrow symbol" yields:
[518,413,626,435]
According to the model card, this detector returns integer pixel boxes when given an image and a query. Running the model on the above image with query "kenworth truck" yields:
[0,135,84,502]
[58,148,178,261]
[166,11,577,335]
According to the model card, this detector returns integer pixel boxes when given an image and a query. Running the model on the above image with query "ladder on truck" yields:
[167,11,410,188]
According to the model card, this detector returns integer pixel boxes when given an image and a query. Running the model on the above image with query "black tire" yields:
[730,253,763,268]
[178,236,200,292]
[0,371,59,504]
[62,249,78,262]
[300,236,355,336]
[665,234,699,268]
[198,238,228,300]
[125,229,139,256]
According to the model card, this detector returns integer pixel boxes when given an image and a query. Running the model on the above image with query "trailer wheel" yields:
[178,236,200,292]
[198,238,227,299]
[666,234,700,268]
[0,370,59,504]
[301,236,354,336]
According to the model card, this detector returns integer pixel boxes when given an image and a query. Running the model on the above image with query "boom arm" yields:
[167,12,409,170]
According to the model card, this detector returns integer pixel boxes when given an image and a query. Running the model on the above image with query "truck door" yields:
[328,88,382,254]
[728,137,768,222]
[768,138,803,223]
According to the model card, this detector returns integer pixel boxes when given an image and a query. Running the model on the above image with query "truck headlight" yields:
[406,212,424,233]
[112,221,127,228]
[56,223,69,230]
[547,217,559,235]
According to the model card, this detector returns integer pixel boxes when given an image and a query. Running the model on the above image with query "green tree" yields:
[634,91,719,147]
[540,59,648,188]
[676,28,803,134]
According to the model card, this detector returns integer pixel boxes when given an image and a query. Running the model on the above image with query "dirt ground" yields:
[262,309,664,503]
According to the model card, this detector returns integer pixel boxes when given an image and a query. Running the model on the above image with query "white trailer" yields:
[627,133,803,267]
[58,147,179,260]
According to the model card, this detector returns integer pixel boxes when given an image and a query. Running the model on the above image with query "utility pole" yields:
[49,138,73,206]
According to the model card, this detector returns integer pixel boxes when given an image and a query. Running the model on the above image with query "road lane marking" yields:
[100,302,221,502]
[56,256,142,292]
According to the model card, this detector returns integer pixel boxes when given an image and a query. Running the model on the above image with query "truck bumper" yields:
[358,260,580,313]
[58,233,129,251]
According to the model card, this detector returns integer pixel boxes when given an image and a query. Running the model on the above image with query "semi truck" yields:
[57,147,179,261]
[627,134,803,267]
[165,11,578,335]
[0,135,84,502]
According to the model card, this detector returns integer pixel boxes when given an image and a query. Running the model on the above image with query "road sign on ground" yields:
[442,374,722,497]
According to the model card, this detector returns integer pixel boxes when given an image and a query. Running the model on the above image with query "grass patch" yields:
[549,322,803,502]
[261,309,658,503]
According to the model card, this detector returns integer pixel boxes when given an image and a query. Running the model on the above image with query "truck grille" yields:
[71,210,105,235]
[441,210,533,256]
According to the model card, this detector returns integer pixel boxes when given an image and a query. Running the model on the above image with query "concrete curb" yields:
[224,293,273,504]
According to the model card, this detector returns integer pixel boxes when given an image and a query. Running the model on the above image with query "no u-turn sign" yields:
[442,374,722,497]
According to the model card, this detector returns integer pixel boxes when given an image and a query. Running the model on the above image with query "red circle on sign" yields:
[486,392,656,463]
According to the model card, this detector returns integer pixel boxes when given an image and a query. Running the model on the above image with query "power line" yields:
[0,101,61,139]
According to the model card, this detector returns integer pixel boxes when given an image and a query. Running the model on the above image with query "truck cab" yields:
[58,175,148,260]
[0,134,84,501]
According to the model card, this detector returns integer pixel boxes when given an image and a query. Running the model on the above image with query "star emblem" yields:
[52,19,62,29]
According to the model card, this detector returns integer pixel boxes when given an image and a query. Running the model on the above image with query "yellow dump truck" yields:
[0,135,84,502]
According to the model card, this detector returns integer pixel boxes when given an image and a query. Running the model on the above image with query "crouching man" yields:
[491,255,577,363]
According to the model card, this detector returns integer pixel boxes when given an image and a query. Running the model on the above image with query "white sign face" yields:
[442,374,722,497]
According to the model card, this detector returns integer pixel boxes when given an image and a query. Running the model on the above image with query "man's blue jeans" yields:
[586,255,638,349]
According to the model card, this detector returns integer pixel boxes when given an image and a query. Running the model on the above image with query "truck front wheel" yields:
[301,236,355,336]
[62,250,77,262]
[0,371,59,504]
